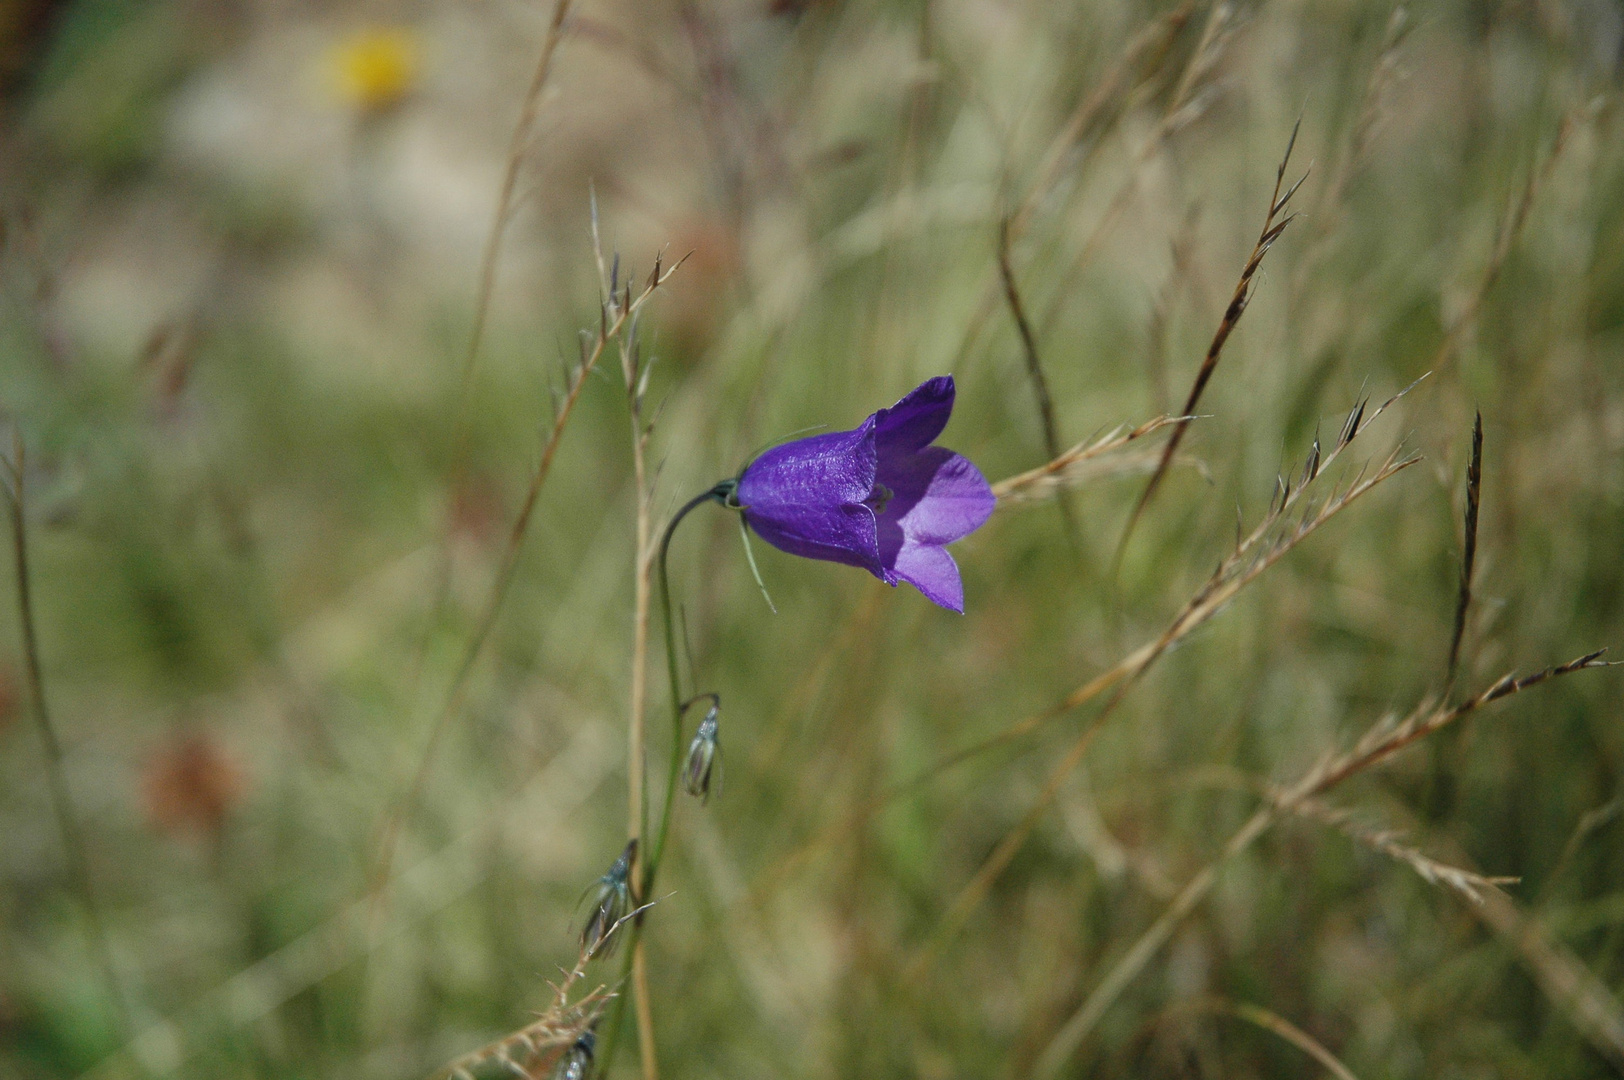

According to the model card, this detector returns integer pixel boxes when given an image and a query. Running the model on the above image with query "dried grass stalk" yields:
[372,253,687,913]
[435,950,610,1080]
[459,0,575,390]
[1284,794,1516,904]
[4,433,130,1035]
[950,4,1210,369]
[1116,120,1309,558]
[1033,649,1614,1078]
[992,415,1191,504]
[1162,997,1363,1080]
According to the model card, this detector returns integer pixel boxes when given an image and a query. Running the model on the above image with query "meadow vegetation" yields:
[3,0,1624,1077]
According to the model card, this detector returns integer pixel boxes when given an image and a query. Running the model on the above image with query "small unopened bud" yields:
[558,1027,596,1080]
[682,694,721,803]
[581,839,636,959]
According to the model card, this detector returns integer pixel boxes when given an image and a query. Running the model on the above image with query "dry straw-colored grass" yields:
[4,3,1623,1080]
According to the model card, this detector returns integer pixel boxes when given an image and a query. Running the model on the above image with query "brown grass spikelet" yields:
[1446,410,1483,685]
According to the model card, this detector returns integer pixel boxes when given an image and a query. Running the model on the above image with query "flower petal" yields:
[745,502,882,575]
[873,375,956,455]
[738,423,883,574]
[877,447,996,547]
[890,539,965,612]
[737,424,877,509]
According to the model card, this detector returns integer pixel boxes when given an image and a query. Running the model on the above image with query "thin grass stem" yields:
[4,433,131,1038]
[369,256,686,920]
[997,215,1083,554]
[597,481,730,1075]
[1142,995,1362,1080]
[617,297,660,1079]
[457,0,574,393]
[1115,118,1308,565]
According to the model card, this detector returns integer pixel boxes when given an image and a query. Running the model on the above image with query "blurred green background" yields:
[2,0,1623,1077]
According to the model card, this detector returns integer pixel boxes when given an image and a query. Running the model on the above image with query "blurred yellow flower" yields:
[331,27,420,112]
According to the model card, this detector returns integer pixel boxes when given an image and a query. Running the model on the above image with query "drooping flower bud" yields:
[682,694,721,803]
[580,840,636,959]
[557,1026,596,1080]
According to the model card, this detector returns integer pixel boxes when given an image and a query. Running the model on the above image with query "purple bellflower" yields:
[732,376,994,612]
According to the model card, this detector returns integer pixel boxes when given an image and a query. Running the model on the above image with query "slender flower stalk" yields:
[648,483,736,887]
[5,435,130,1037]
[598,480,732,1074]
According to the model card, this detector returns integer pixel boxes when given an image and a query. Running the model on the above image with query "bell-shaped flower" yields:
[734,376,994,612]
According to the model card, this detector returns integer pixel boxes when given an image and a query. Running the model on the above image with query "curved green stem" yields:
[598,480,733,1075]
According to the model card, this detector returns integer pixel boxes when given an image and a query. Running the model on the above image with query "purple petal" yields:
[891,540,965,612]
[873,376,956,456]
[745,502,882,575]
[871,447,992,610]
[738,423,883,573]
[738,424,877,508]
[877,447,996,546]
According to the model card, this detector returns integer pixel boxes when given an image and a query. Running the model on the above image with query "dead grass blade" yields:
[1033,650,1614,1078]
[1431,101,1594,374]
[1006,3,1196,243]
[1115,118,1309,562]
[1167,997,1362,1080]
[949,5,1207,370]
[1031,3,1238,341]
[998,216,1063,467]
[1307,6,1412,240]
[458,0,574,392]
[4,433,130,1038]
[992,415,1191,504]
[997,216,1081,552]
[370,254,687,918]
